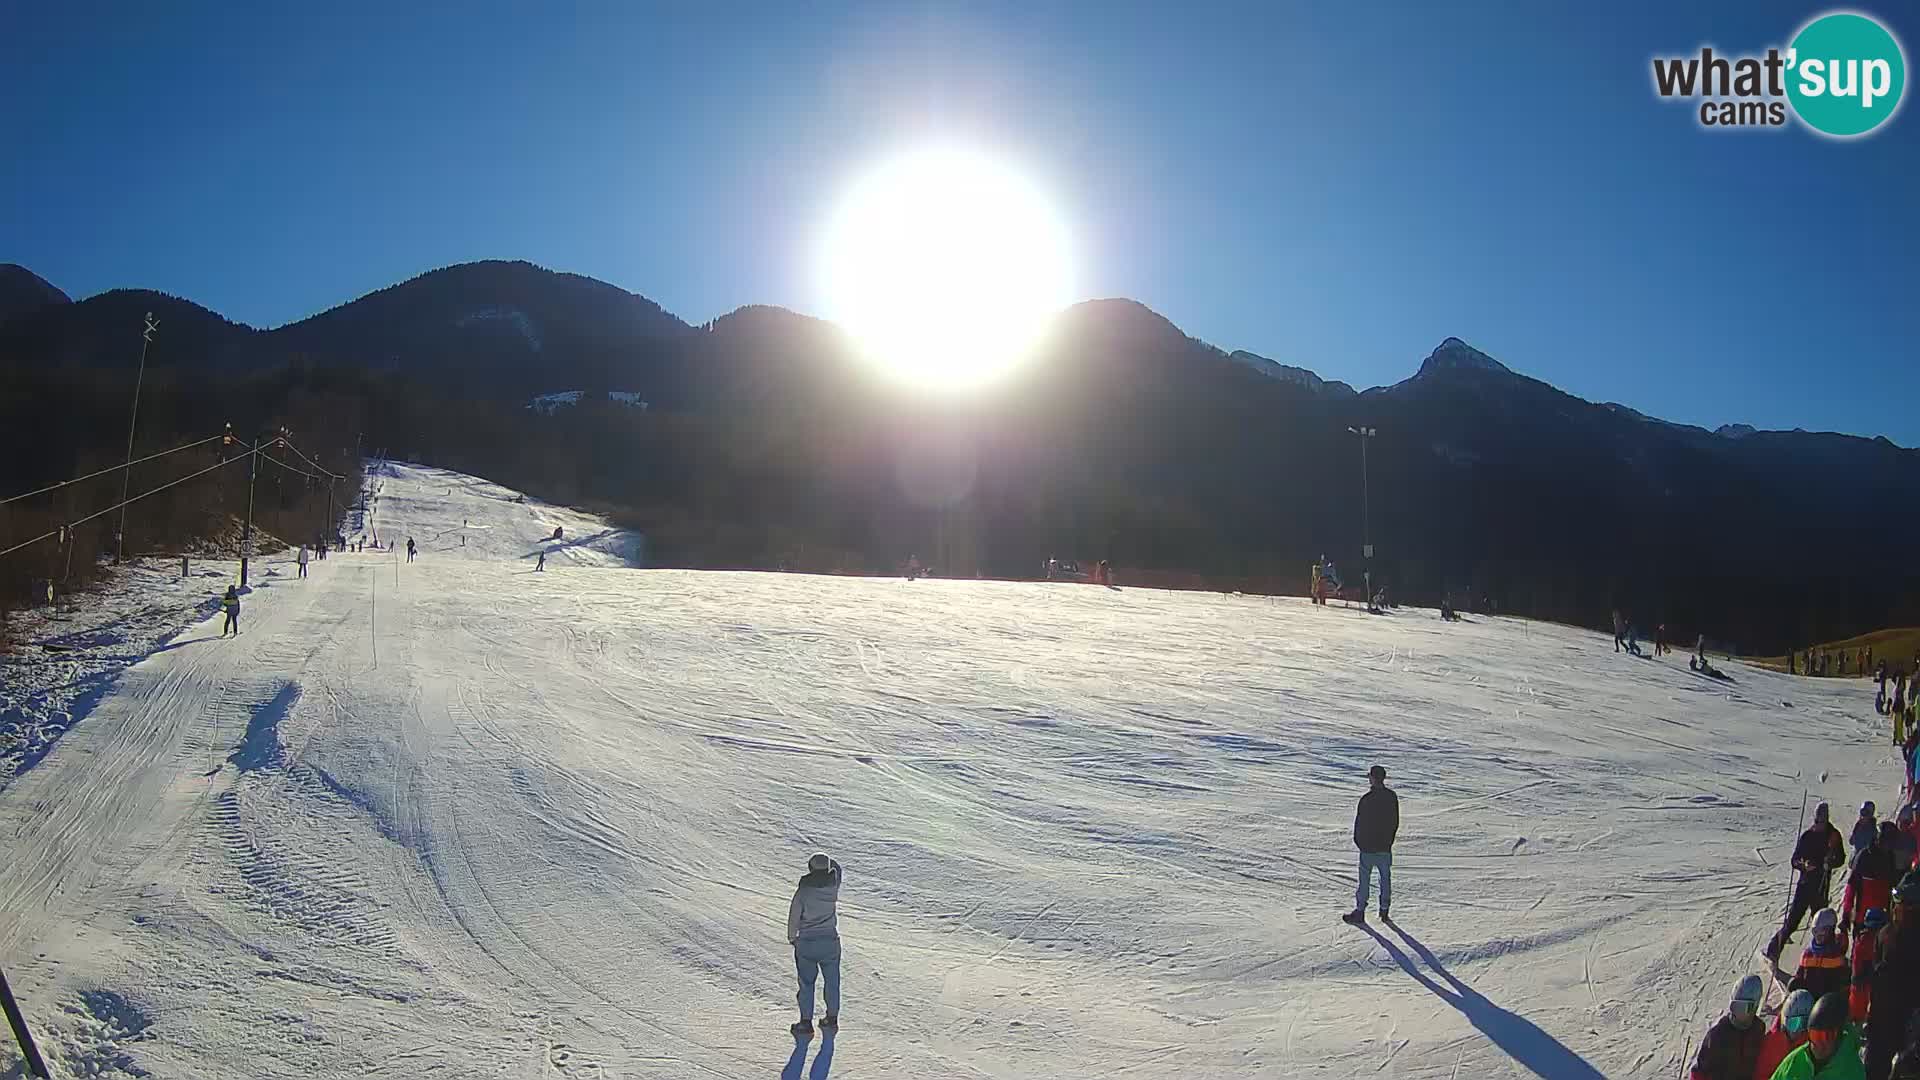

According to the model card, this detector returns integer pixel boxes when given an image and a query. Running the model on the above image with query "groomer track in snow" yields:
[0,463,1892,1078]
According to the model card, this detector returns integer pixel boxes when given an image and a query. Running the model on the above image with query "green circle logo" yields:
[1787,12,1906,137]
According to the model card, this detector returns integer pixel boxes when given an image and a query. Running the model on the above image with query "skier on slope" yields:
[297,544,310,579]
[1343,765,1399,925]
[1865,870,1920,1080]
[1689,974,1766,1080]
[220,585,241,637]
[1769,992,1864,1080]
[1769,804,1849,960]
[1755,990,1817,1080]
[1787,909,1851,1002]
[406,537,417,563]
[787,852,842,1038]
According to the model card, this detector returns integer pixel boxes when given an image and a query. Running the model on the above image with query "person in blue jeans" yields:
[787,852,842,1036]
[1344,765,1399,925]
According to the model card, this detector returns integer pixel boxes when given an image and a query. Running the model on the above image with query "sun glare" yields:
[820,146,1074,390]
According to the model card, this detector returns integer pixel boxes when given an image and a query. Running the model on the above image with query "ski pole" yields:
[0,965,49,1079]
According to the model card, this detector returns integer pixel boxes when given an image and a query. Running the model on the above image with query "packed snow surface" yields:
[0,464,1893,1079]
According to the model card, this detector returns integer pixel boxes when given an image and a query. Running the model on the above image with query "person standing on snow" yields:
[1769,804,1849,960]
[1893,806,1918,874]
[787,852,843,1037]
[220,585,241,637]
[1865,870,1920,1080]
[1344,765,1399,925]
[297,544,310,579]
[1786,909,1851,1002]
[1841,822,1899,933]
[535,551,546,572]
[1755,990,1817,1080]
[1769,992,1863,1080]
[1848,908,1888,1024]
[1688,974,1766,1080]
[406,537,417,563]
[1854,803,1882,858]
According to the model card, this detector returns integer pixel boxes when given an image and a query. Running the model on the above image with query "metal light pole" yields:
[1347,426,1377,611]
[115,312,158,561]
[241,435,260,587]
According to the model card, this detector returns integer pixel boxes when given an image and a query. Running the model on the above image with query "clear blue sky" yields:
[5,2,1916,441]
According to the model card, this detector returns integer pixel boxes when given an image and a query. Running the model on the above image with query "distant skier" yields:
[1612,610,1626,652]
[1785,909,1849,1002]
[297,545,310,579]
[1754,989,1816,1080]
[552,525,563,541]
[787,852,843,1038]
[406,537,417,562]
[1767,803,1847,960]
[1343,765,1398,925]
[535,551,546,572]
[220,586,240,637]
[1687,974,1765,1080]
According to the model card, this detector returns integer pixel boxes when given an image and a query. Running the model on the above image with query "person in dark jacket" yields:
[1343,765,1399,925]
[1689,974,1766,1080]
[1867,871,1920,1080]
[220,585,241,637]
[1769,803,1850,960]
[1855,803,1882,856]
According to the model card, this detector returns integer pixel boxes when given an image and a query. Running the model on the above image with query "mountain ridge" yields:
[1,258,1895,447]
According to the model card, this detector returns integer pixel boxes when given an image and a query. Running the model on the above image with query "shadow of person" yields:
[778,1032,834,1080]
[1359,922,1606,1080]
[781,1034,808,1080]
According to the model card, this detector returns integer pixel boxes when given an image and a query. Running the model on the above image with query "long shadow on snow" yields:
[1359,922,1604,1080]
[523,526,641,567]
[228,682,299,772]
[780,1032,835,1080]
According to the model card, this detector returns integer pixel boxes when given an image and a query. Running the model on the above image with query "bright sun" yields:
[821,146,1074,390]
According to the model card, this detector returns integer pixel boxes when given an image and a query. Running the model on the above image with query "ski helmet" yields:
[1808,991,1848,1032]
[1729,974,1763,1024]
[1864,907,1889,930]
[807,852,831,873]
[1782,989,1816,1035]
[1813,907,1839,934]
[1863,800,1876,816]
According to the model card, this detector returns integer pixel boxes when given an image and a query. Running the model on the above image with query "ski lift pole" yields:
[0,965,50,1078]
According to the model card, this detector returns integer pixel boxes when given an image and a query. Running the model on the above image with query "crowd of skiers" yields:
[1689,702,1920,1079]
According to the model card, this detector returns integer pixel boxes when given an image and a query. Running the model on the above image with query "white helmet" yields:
[1730,974,1764,1026]
[1783,989,1816,1035]
[1813,908,1840,934]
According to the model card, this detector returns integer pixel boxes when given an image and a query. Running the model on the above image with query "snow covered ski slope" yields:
[0,463,1895,1079]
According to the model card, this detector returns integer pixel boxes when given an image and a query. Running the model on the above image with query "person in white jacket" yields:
[787,852,842,1036]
